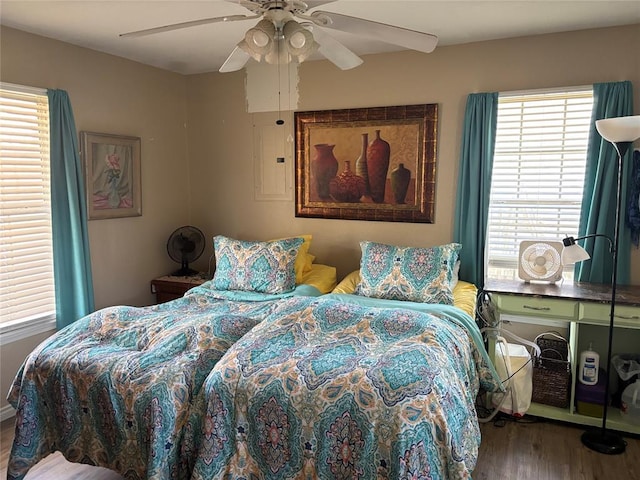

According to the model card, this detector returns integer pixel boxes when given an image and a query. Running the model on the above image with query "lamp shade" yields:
[595,115,640,143]
[283,21,318,61]
[561,243,591,265]
[240,19,276,58]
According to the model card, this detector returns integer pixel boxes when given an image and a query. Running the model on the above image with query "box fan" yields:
[518,240,564,283]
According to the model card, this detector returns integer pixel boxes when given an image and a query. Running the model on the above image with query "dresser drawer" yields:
[495,294,578,320]
[579,302,640,328]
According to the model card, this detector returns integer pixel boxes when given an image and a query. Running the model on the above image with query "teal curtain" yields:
[48,89,95,329]
[453,92,499,287]
[577,81,634,285]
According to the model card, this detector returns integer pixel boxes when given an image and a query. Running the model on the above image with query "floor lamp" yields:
[561,114,640,455]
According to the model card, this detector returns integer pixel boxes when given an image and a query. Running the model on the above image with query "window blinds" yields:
[0,86,55,326]
[486,88,594,276]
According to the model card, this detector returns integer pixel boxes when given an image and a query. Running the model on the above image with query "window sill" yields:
[0,314,56,346]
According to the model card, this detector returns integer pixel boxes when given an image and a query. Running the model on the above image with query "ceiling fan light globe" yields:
[289,31,307,49]
[283,20,317,61]
[252,30,270,48]
[237,39,263,61]
[244,19,276,55]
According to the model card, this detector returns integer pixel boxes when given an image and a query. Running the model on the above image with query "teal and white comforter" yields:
[185,294,502,480]
[6,285,318,480]
[7,288,501,480]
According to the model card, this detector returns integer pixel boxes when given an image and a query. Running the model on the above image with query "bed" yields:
[7,238,502,480]
[6,235,336,480]
[184,241,502,479]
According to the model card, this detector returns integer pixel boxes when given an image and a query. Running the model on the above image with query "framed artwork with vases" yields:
[80,131,142,220]
[294,104,437,223]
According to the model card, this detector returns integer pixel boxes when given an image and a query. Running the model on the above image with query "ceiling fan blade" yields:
[312,27,363,70]
[219,46,252,72]
[303,0,339,8]
[310,11,438,53]
[120,14,258,38]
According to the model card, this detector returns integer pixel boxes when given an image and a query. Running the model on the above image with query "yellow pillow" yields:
[305,253,316,272]
[451,281,477,317]
[332,269,360,294]
[301,264,337,294]
[270,235,313,284]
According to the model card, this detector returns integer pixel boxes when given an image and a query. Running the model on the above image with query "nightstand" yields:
[150,273,207,304]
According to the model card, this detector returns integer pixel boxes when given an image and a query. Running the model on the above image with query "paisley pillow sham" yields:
[213,235,304,294]
[355,241,461,304]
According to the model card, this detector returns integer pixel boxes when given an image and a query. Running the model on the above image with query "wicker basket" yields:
[532,332,571,408]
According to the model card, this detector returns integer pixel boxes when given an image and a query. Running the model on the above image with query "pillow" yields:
[300,264,338,294]
[332,270,361,294]
[333,270,476,314]
[213,235,304,294]
[355,241,461,304]
[270,235,313,284]
[333,260,460,297]
[452,280,477,317]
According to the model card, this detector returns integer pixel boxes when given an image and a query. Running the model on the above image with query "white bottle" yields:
[579,343,600,385]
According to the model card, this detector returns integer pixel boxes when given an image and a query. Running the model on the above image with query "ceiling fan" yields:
[120,0,438,73]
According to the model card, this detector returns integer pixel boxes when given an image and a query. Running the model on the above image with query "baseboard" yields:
[1,404,16,422]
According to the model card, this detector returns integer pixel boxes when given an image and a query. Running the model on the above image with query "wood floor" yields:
[2,415,638,479]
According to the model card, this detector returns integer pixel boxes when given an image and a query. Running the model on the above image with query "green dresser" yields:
[485,279,640,435]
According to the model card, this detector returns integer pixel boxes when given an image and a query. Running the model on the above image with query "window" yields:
[0,84,55,343]
[486,87,594,280]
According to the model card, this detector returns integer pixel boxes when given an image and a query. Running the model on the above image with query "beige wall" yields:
[187,24,640,281]
[1,23,639,416]
[0,26,190,414]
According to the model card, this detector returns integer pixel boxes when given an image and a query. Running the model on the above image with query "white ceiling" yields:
[1,0,639,75]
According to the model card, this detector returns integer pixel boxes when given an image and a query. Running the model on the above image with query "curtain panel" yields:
[48,89,95,329]
[453,92,499,287]
[577,81,634,285]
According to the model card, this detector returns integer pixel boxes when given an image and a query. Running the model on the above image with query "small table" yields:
[484,278,640,434]
[150,273,207,304]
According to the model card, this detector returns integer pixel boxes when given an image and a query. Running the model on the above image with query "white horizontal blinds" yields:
[0,86,55,325]
[486,88,594,276]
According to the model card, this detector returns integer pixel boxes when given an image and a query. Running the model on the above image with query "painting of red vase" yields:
[295,104,437,223]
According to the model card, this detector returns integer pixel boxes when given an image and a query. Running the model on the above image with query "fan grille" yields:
[518,241,563,282]
[167,226,205,276]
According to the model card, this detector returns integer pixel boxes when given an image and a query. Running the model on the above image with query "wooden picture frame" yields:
[81,131,141,220]
[295,104,438,223]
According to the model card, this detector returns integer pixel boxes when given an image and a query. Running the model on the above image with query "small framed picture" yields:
[80,131,141,220]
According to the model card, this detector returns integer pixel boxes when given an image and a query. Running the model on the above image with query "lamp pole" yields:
[580,140,632,454]
[564,115,640,453]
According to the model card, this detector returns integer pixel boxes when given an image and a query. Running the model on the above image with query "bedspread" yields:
[186,294,502,480]
[6,288,301,480]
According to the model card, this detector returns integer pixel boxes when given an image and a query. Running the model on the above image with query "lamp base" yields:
[581,428,626,455]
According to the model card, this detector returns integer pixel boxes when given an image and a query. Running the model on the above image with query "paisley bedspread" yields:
[6,286,312,480]
[186,294,502,480]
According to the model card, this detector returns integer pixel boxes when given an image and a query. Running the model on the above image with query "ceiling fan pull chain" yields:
[276,37,284,125]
